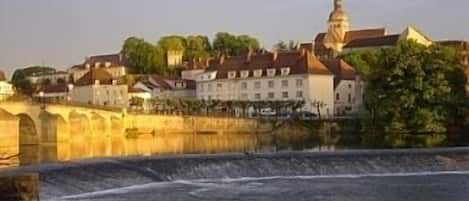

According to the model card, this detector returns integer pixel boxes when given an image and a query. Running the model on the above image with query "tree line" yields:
[122,33,261,75]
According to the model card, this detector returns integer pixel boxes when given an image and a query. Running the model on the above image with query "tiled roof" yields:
[314,28,387,56]
[128,87,148,93]
[344,35,400,48]
[437,40,469,51]
[74,68,115,86]
[298,43,313,52]
[0,71,7,81]
[344,28,387,43]
[149,75,174,90]
[72,53,128,70]
[321,59,356,88]
[205,51,332,79]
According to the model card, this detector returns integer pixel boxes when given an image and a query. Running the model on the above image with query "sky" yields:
[1,0,468,77]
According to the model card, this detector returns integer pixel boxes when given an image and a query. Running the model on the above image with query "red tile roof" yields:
[206,51,331,79]
[314,28,387,56]
[0,71,7,81]
[72,53,128,70]
[344,34,400,48]
[321,59,356,88]
[74,68,116,86]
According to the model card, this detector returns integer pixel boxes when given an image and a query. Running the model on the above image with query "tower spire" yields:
[334,0,343,10]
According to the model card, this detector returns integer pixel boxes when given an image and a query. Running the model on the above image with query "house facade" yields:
[69,53,127,82]
[195,51,335,116]
[70,68,128,107]
[0,71,14,101]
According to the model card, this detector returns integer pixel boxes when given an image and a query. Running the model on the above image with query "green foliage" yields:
[364,40,467,134]
[185,35,211,60]
[213,32,260,56]
[122,37,166,74]
[157,35,186,52]
[341,50,378,77]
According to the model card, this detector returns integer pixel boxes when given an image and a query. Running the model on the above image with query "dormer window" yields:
[85,63,91,69]
[267,68,276,77]
[281,67,291,76]
[241,70,249,78]
[105,62,111,67]
[95,62,101,68]
[228,71,237,79]
[94,80,100,85]
[254,69,263,77]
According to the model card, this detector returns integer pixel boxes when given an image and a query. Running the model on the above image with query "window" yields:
[296,91,303,98]
[254,69,263,77]
[348,84,352,89]
[199,84,204,92]
[267,69,276,77]
[241,82,248,90]
[282,80,289,88]
[336,93,340,101]
[296,79,303,88]
[217,83,223,91]
[348,94,352,103]
[255,93,261,100]
[281,67,291,76]
[95,62,101,68]
[208,83,213,92]
[241,70,249,78]
[241,93,248,100]
[228,71,237,79]
[282,92,289,99]
[254,81,261,89]
[268,92,275,99]
[268,80,275,88]
[105,62,111,67]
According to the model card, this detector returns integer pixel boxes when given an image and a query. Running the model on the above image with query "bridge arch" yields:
[69,110,92,159]
[17,113,39,165]
[90,112,109,157]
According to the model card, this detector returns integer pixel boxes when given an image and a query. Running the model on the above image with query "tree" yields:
[122,37,166,74]
[157,35,186,52]
[364,40,467,134]
[213,32,260,56]
[185,35,211,60]
[341,50,378,77]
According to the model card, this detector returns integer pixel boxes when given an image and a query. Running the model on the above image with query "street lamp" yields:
[39,91,45,109]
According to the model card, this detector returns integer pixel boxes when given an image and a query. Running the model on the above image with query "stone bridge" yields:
[0,101,299,167]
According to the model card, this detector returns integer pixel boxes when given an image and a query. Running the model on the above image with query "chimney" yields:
[246,48,253,63]
[273,50,279,62]
[219,54,226,65]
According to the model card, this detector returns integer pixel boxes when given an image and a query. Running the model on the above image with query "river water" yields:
[5,148,469,201]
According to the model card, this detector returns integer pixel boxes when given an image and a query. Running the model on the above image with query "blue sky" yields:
[0,0,468,76]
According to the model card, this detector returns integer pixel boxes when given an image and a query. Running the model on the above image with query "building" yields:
[321,59,363,115]
[70,68,128,107]
[0,71,14,101]
[69,53,127,82]
[166,50,184,67]
[195,51,335,116]
[27,71,69,85]
[311,0,432,58]
[33,84,73,103]
[133,75,196,100]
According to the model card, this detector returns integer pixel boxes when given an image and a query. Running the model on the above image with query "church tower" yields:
[324,0,350,52]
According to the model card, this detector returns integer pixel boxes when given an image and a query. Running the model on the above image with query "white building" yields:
[69,53,127,82]
[321,59,363,115]
[195,51,335,116]
[27,71,69,85]
[70,68,128,107]
[0,71,14,101]
[133,75,196,100]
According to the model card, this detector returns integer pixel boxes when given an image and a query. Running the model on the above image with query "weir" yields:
[1,148,469,200]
